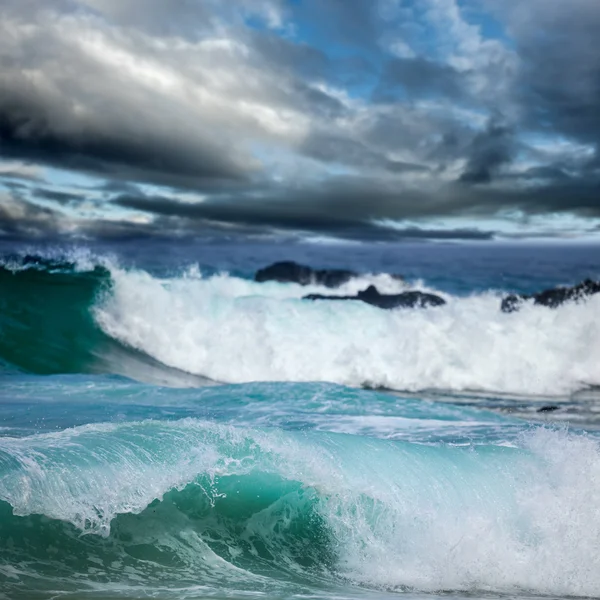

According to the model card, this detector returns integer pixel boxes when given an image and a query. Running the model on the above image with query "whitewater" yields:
[95,262,600,395]
[0,240,599,600]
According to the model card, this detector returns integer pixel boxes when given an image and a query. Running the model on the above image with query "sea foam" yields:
[1,422,600,596]
[94,266,600,396]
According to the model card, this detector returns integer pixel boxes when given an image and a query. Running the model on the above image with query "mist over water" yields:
[1,241,600,600]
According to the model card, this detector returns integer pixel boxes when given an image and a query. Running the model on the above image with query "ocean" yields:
[1,239,600,600]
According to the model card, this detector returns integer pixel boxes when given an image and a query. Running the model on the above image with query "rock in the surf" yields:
[254,261,403,288]
[501,279,600,313]
[537,405,561,413]
[255,261,355,287]
[304,285,446,310]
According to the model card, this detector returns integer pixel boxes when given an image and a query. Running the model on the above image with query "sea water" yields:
[0,239,599,600]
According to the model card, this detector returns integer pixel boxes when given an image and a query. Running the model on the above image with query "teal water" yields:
[1,243,600,600]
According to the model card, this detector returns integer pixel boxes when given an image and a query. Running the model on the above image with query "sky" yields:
[1,0,600,243]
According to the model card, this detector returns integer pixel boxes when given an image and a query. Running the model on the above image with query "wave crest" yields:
[1,422,600,596]
[96,266,600,395]
[1,251,598,395]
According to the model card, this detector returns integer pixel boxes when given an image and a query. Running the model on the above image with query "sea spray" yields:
[1,254,598,394]
[95,264,600,395]
[1,421,600,596]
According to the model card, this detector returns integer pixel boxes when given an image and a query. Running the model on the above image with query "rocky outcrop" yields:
[501,279,600,313]
[304,285,446,310]
[254,261,403,288]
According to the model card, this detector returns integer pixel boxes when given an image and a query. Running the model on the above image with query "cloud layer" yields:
[1,0,599,241]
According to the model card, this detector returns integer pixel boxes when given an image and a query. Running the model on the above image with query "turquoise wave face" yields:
[0,261,109,374]
[1,408,600,598]
[2,447,309,597]
[0,377,598,598]
[0,260,209,386]
[0,468,333,598]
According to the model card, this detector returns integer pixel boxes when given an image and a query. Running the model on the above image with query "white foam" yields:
[94,268,600,396]
[3,419,600,596]
[0,419,243,535]
[180,265,410,296]
[326,427,600,597]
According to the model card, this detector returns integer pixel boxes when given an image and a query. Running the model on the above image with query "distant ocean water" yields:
[1,239,600,600]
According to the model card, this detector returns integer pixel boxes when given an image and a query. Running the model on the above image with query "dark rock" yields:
[500,294,525,314]
[535,279,600,307]
[254,261,404,288]
[537,405,560,413]
[501,279,600,313]
[304,285,446,310]
[255,261,356,287]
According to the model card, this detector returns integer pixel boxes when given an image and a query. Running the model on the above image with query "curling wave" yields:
[1,252,599,394]
[1,421,600,597]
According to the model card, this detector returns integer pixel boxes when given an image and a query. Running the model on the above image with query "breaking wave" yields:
[1,252,599,395]
[1,420,600,597]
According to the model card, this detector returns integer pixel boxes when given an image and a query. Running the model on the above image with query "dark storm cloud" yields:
[1,0,600,242]
[0,191,180,241]
[33,188,89,205]
[111,172,516,234]
[0,83,249,189]
[113,182,435,231]
[500,0,600,145]
[0,1,293,193]
[487,0,600,188]
[0,187,493,242]
[490,178,600,217]
[300,132,428,173]
[514,166,572,182]
[459,121,515,184]
[115,158,600,231]
[0,192,61,239]
[114,190,493,241]
[1,181,29,192]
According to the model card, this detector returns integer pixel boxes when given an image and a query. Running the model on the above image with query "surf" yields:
[97,261,600,395]
[1,251,599,395]
[1,419,600,597]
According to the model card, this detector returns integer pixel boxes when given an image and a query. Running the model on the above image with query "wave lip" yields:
[0,257,213,385]
[1,422,600,597]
